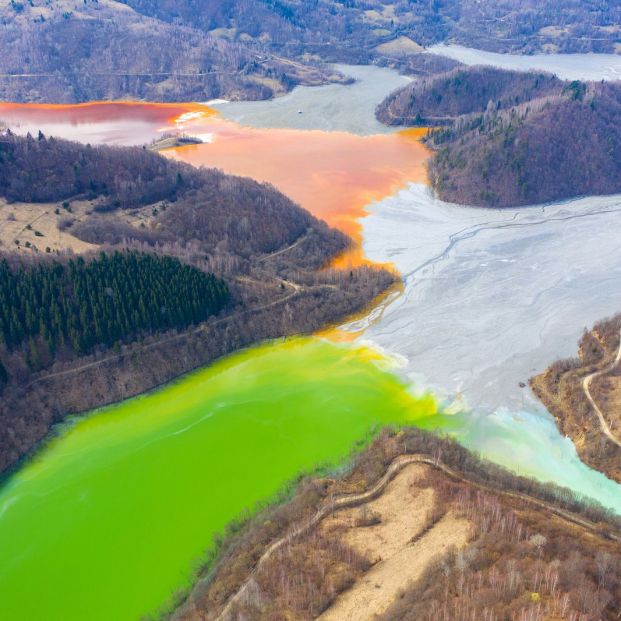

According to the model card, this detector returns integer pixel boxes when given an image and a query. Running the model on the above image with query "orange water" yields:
[0,101,214,128]
[0,102,430,267]
[0,102,217,145]
[167,119,429,266]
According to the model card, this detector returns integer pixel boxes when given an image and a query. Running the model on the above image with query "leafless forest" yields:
[1,0,620,102]
[419,72,621,207]
[377,67,563,127]
[0,133,395,474]
[172,428,621,621]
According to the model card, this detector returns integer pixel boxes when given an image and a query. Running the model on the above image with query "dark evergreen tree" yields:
[0,251,229,357]
[0,361,8,387]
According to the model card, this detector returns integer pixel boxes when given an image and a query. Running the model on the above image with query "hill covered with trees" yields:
[426,77,621,207]
[0,0,345,103]
[121,0,621,56]
[377,66,563,126]
[377,66,621,208]
[0,131,336,256]
[0,251,228,365]
[1,0,619,102]
[531,315,621,485]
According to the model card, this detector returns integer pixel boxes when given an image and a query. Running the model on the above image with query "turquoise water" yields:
[427,406,621,514]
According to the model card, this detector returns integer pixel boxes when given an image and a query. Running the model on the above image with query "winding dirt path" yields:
[257,230,311,262]
[30,259,349,388]
[212,453,621,621]
[29,281,301,386]
[582,329,621,449]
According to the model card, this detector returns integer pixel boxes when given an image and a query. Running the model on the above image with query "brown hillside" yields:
[171,429,621,621]
[531,315,621,484]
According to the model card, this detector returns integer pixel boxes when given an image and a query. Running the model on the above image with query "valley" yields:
[2,0,621,105]
[0,127,396,472]
[1,52,621,621]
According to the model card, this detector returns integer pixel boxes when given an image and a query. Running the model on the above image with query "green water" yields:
[0,337,436,621]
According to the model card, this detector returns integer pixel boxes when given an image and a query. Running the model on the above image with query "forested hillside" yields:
[1,0,619,102]
[377,65,621,208]
[531,315,621,484]
[426,79,621,207]
[0,131,337,257]
[0,252,228,364]
[0,130,199,206]
[377,67,563,126]
[121,0,621,55]
[0,0,344,103]
[0,132,396,473]
[441,0,621,54]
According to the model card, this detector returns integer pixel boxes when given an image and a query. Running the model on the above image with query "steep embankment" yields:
[377,65,621,207]
[531,315,621,484]
[0,133,395,474]
[173,429,621,621]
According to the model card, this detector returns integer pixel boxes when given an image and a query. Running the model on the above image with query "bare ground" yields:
[317,464,471,621]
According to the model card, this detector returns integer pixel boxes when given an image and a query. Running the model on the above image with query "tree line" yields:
[0,250,229,363]
[0,130,201,206]
[377,66,563,127]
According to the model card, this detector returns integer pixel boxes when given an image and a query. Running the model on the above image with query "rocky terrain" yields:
[531,315,621,484]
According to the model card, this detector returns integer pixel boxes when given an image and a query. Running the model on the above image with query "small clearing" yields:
[375,37,424,57]
[317,464,471,621]
[0,199,96,254]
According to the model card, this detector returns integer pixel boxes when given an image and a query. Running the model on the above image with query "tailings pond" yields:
[2,60,621,620]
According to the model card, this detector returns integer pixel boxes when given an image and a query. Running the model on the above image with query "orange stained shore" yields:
[0,102,218,145]
[0,101,216,127]
[0,102,430,267]
[167,118,430,267]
